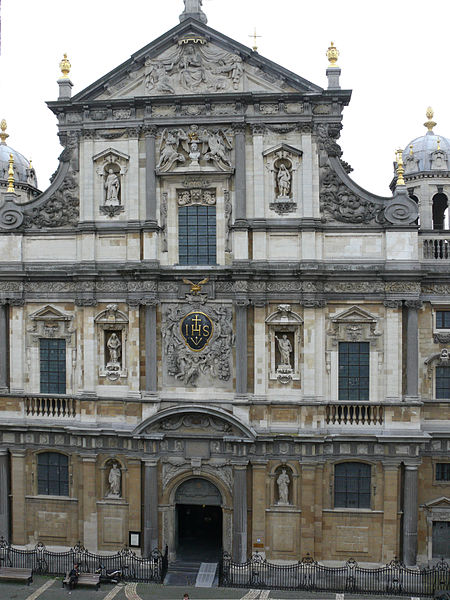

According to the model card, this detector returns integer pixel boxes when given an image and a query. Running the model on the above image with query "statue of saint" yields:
[277,468,290,504]
[277,164,291,197]
[104,169,120,204]
[107,462,121,497]
[107,332,121,364]
[275,334,292,367]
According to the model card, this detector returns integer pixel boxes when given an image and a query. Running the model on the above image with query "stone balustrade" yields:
[326,403,384,425]
[25,395,76,418]
[422,236,450,259]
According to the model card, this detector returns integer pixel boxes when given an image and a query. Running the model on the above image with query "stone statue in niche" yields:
[277,468,290,505]
[157,128,189,171]
[107,332,121,365]
[277,164,291,197]
[107,462,121,498]
[275,334,292,368]
[104,169,120,205]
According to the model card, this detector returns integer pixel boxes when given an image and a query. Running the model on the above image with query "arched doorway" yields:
[175,478,223,561]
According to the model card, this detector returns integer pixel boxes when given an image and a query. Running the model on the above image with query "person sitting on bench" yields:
[68,563,80,590]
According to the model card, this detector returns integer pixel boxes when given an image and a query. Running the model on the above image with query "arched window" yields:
[37,452,69,496]
[432,193,449,230]
[334,462,371,509]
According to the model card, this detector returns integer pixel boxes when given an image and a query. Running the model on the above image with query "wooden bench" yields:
[0,566,33,585]
[62,572,101,591]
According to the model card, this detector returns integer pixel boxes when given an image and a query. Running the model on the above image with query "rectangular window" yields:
[178,205,216,266]
[37,452,69,496]
[436,366,450,399]
[338,342,370,401]
[334,462,371,509]
[436,311,450,329]
[436,463,450,481]
[40,338,66,394]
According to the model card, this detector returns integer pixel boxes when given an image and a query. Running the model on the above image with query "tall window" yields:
[335,462,371,509]
[40,339,66,394]
[436,366,450,399]
[436,463,450,481]
[37,452,69,496]
[338,342,369,401]
[178,205,216,265]
[436,311,450,329]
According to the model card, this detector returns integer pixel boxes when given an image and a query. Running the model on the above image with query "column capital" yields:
[143,124,157,137]
[384,299,403,309]
[234,299,250,308]
[405,300,423,310]
[232,461,249,469]
[143,459,159,467]
[233,123,246,135]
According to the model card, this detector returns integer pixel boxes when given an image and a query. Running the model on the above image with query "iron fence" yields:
[219,552,450,596]
[0,538,168,583]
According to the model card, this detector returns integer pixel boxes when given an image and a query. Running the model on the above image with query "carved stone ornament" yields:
[266,304,302,384]
[327,305,381,348]
[177,189,216,206]
[27,305,75,347]
[95,304,129,381]
[224,190,232,253]
[434,332,450,344]
[160,192,168,253]
[144,38,243,95]
[162,303,234,387]
[425,348,450,379]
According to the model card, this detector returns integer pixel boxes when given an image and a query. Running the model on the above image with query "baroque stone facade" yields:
[0,1,449,568]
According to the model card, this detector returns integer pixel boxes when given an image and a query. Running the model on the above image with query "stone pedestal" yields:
[143,460,159,556]
[402,464,418,566]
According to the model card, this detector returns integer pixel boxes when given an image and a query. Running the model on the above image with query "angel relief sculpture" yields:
[200,129,232,170]
[144,41,244,95]
[157,129,189,171]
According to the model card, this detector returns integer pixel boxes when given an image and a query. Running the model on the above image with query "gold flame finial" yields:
[327,42,339,67]
[59,53,71,79]
[409,145,413,156]
[7,153,15,193]
[0,119,9,144]
[438,138,441,151]
[424,106,436,133]
[395,149,405,186]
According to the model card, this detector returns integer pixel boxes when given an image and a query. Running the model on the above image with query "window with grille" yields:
[334,462,371,509]
[436,366,450,399]
[178,205,216,266]
[338,342,369,401]
[40,338,66,394]
[436,311,450,329]
[436,463,450,481]
[37,452,69,496]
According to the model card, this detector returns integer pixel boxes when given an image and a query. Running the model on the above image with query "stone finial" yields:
[395,148,405,186]
[424,106,436,133]
[179,0,207,24]
[59,53,71,79]
[7,154,15,193]
[0,120,9,145]
[326,42,341,90]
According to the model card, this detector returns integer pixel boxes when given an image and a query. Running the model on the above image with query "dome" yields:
[402,108,450,173]
[0,119,38,188]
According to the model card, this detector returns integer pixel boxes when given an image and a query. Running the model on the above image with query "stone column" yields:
[402,464,419,566]
[143,459,159,556]
[235,301,248,395]
[300,463,316,557]
[251,462,267,553]
[314,463,324,558]
[144,303,157,394]
[232,463,248,562]
[81,455,97,551]
[405,301,421,398]
[382,463,400,562]
[0,303,8,391]
[0,450,10,540]
[145,126,157,223]
[10,450,26,545]
[234,125,247,222]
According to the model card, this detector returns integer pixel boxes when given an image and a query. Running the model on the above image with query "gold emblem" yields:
[182,277,209,295]
[180,311,213,352]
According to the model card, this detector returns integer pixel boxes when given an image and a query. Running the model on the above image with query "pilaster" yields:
[232,463,248,562]
[382,463,400,562]
[251,462,267,553]
[145,303,158,393]
[234,125,247,222]
[81,455,98,551]
[402,463,419,566]
[300,463,316,557]
[235,301,249,395]
[145,126,157,223]
[405,301,421,399]
[0,450,10,541]
[10,450,26,545]
[0,303,9,391]
[143,459,159,556]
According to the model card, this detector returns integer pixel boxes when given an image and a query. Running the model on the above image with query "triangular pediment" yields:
[73,19,322,102]
[29,305,72,322]
[423,496,450,509]
[331,305,377,323]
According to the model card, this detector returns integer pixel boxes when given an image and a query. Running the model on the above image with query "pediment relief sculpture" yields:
[146,413,233,434]
[327,305,381,347]
[27,305,75,345]
[157,126,233,172]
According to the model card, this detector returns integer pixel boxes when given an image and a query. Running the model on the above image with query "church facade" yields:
[0,0,449,566]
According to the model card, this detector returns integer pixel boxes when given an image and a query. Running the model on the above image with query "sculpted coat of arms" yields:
[162,303,234,387]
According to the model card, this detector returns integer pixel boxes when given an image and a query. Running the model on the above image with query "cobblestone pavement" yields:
[0,575,414,600]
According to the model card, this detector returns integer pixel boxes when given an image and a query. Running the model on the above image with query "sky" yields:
[1,0,450,196]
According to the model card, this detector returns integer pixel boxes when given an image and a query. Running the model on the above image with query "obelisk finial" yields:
[395,149,405,187]
[179,0,207,24]
[424,107,436,133]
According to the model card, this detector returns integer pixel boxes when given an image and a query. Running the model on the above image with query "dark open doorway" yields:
[177,504,222,561]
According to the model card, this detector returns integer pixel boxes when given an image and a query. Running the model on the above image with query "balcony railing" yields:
[422,236,450,259]
[25,395,76,418]
[326,403,384,425]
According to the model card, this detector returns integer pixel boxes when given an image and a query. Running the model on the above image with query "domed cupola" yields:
[0,119,39,201]
[401,109,450,230]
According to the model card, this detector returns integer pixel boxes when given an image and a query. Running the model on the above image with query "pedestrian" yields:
[183,594,190,600]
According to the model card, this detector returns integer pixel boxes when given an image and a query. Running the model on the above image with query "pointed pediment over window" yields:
[71,20,323,102]
[263,144,303,159]
[29,305,72,322]
[423,496,450,509]
[331,305,377,324]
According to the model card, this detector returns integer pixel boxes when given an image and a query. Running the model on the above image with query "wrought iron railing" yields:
[24,396,76,418]
[326,403,384,425]
[0,538,166,583]
[219,552,450,596]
